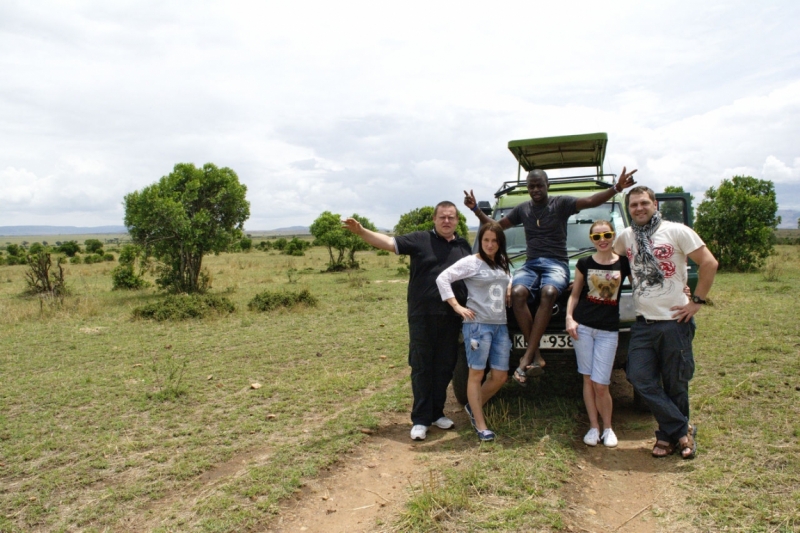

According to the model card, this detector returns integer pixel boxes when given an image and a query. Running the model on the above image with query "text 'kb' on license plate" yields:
[513,333,573,350]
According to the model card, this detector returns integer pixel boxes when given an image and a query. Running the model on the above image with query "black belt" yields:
[636,316,673,324]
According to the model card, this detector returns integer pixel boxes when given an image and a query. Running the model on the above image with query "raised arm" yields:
[575,167,637,211]
[342,218,395,252]
[463,189,512,229]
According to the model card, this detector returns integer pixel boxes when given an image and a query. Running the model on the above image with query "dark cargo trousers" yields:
[408,315,462,426]
[626,318,696,443]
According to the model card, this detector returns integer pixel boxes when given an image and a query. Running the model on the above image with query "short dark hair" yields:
[433,201,459,218]
[526,169,549,184]
[628,186,656,202]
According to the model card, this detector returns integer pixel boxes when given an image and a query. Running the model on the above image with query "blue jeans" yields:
[462,323,511,371]
[574,324,618,386]
[626,318,696,443]
[513,257,570,297]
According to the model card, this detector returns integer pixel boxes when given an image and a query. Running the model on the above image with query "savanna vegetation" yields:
[0,233,798,532]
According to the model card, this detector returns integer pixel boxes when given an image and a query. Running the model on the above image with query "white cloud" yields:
[1,1,800,228]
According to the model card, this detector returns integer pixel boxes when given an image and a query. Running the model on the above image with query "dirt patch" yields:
[264,371,696,532]
[264,411,461,533]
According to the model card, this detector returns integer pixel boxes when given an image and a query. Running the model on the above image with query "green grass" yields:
[1,244,799,532]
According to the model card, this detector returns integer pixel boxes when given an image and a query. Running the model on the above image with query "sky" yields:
[2,0,799,230]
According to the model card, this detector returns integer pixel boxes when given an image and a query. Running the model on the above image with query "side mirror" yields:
[477,201,493,217]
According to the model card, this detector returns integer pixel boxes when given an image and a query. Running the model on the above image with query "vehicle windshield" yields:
[496,203,627,256]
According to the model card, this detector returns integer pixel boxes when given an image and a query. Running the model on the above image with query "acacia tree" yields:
[124,163,250,292]
[393,206,470,242]
[310,211,377,270]
[695,176,778,271]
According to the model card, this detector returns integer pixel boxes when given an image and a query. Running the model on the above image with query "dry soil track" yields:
[265,371,695,533]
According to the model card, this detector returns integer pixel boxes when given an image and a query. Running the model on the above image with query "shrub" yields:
[256,240,273,251]
[70,256,82,264]
[283,237,307,256]
[6,244,22,256]
[83,254,104,264]
[58,241,81,257]
[112,265,150,290]
[103,253,115,261]
[132,294,235,321]
[28,242,45,254]
[376,249,390,256]
[239,237,253,251]
[248,288,317,312]
[24,252,67,298]
[84,239,104,254]
[273,237,288,251]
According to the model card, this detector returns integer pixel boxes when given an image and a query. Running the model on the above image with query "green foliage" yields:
[124,162,250,293]
[148,351,188,402]
[69,255,82,264]
[103,253,115,261]
[28,242,44,254]
[239,237,253,252]
[57,241,81,257]
[376,249,390,256]
[24,252,67,298]
[393,206,470,242]
[84,239,104,254]
[248,288,318,312]
[283,237,310,256]
[256,240,273,251]
[310,211,378,269]
[112,265,150,290]
[131,294,236,321]
[695,176,779,271]
[83,254,104,264]
[272,237,288,251]
[6,243,22,256]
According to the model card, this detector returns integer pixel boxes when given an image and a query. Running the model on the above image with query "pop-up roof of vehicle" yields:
[507,132,607,179]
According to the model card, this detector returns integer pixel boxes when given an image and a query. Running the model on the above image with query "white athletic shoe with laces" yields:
[601,428,618,448]
[432,416,455,429]
[410,425,428,441]
[583,427,600,446]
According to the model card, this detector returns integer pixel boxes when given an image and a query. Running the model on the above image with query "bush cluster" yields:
[132,294,235,321]
[248,288,317,312]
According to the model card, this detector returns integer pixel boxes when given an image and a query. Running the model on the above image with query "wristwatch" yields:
[691,295,706,305]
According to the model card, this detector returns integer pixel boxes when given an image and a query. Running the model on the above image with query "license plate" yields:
[513,333,573,350]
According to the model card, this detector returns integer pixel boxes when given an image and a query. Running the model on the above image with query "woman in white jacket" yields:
[436,222,511,442]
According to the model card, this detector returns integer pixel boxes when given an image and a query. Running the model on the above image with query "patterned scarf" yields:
[631,210,664,289]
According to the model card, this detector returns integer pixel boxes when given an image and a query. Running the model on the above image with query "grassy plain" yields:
[1,245,799,532]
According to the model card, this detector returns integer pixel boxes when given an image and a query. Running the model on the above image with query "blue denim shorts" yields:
[513,257,570,297]
[462,322,511,371]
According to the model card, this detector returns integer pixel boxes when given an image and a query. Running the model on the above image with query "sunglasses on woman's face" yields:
[589,231,615,241]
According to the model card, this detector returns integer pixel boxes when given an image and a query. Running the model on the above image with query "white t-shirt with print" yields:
[614,220,705,320]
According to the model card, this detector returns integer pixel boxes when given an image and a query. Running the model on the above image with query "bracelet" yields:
[471,205,479,213]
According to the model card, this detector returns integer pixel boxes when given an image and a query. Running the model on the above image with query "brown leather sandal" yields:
[679,425,698,459]
[652,440,675,458]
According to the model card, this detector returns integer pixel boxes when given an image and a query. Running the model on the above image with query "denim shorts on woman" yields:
[462,322,511,371]
[573,323,618,385]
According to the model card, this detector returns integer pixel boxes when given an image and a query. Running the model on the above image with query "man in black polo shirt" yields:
[343,202,472,440]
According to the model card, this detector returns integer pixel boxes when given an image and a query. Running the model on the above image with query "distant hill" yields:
[0,225,128,236]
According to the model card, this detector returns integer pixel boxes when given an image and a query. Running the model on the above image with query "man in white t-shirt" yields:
[614,186,718,459]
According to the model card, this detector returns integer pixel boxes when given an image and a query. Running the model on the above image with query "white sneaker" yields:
[410,425,428,441]
[432,416,455,430]
[601,428,618,448]
[583,427,600,446]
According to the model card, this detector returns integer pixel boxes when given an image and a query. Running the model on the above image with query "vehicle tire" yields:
[452,343,469,406]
